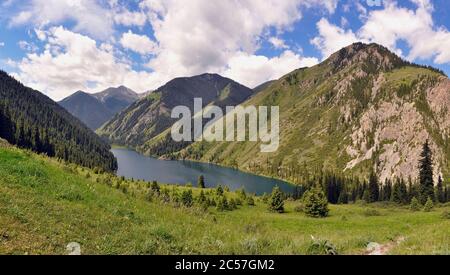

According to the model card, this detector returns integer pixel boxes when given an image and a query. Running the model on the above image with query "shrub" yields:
[303,187,329,218]
[150,181,160,196]
[216,185,224,196]
[181,190,193,207]
[423,197,434,212]
[268,186,284,213]
[441,211,450,219]
[229,198,238,210]
[409,197,421,211]
[216,196,229,212]
[246,196,255,206]
[307,236,338,255]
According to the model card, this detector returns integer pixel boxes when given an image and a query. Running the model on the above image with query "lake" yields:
[112,148,294,195]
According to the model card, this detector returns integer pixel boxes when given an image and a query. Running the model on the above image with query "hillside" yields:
[0,143,448,255]
[59,86,139,130]
[173,43,450,183]
[0,71,117,172]
[97,73,253,153]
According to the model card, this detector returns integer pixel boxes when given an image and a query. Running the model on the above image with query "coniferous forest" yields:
[0,71,117,172]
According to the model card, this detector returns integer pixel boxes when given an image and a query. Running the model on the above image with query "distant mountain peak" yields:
[325,42,405,72]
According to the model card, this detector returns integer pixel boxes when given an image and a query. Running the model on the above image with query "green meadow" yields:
[0,145,449,255]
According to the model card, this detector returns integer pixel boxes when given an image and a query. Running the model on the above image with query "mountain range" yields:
[59,86,139,130]
[99,43,450,182]
[97,73,254,152]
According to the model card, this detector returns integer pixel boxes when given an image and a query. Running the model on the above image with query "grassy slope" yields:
[0,146,449,255]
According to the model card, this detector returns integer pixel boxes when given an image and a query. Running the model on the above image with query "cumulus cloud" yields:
[9,0,114,40]
[114,9,147,27]
[0,42,5,47]
[311,18,359,59]
[13,27,158,100]
[222,51,319,88]
[120,30,158,55]
[312,0,450,64]
[9,0,337,99]
[269,37,289,49]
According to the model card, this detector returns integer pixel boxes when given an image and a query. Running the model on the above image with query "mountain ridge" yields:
[59,86,139,130]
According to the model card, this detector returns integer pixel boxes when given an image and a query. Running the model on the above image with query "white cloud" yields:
[0,42,5,47]
[269,37,289,49]
[312,0,450,64]
[120,30,158,55]
[9,0,114,40]
[311,18,359,59]
[114,9,147,27]
[18,40,38,52]
[11,0,336,100]
[14,27,158,100]
[222,51,319,88]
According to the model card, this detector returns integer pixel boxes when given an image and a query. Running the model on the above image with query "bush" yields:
[423,197,434,212]
[441,211,450,219]
[216,196,229,212]
[303,187,329,218]
[410,197,421,211]
[216,185,224,196]
[307,236,338,255]
[229,198,238,210]
[180,189,193,207]
[246,196,255,206]
[268,186,284,213]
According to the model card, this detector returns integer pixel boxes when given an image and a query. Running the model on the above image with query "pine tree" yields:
[303,186,329,218]
[435,175,445,203]
[216,196,229,212]
[423,197,434,212]
[409,197,421,211]
[216,185,224,196]
[268,186,285,213]
[391,178,408,204]
[418,140,434,204]
[181,189,193,207]
[198,175,206,189]
[368,172,379,203]
[383,179,392,201]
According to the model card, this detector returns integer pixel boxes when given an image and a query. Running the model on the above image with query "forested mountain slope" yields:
[0,71,117,172]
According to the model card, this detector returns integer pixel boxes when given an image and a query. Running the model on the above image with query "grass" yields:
[0,146,449,255]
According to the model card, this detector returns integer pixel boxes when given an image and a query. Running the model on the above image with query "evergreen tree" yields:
[180,189,193,207]
[246,196,255,206]
[268,186,285,213]
[150,181,160,196]
[391,178,408,204]
[423,197,434,212]
[216,185,224,196]
[435,176,445,203]
[383,179,392,201]
[303,186,329,218]
[198,175,206,189]
[368,172,379,203]
[409,197,421,211]
[418,140,434,204]
[216,196,229,211]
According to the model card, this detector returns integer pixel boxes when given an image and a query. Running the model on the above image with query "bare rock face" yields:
[345,76,449,183]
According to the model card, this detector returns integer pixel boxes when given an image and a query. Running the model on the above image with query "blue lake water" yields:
[112,148,294,195]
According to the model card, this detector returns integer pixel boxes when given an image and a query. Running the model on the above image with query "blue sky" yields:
[0,0,449,100]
